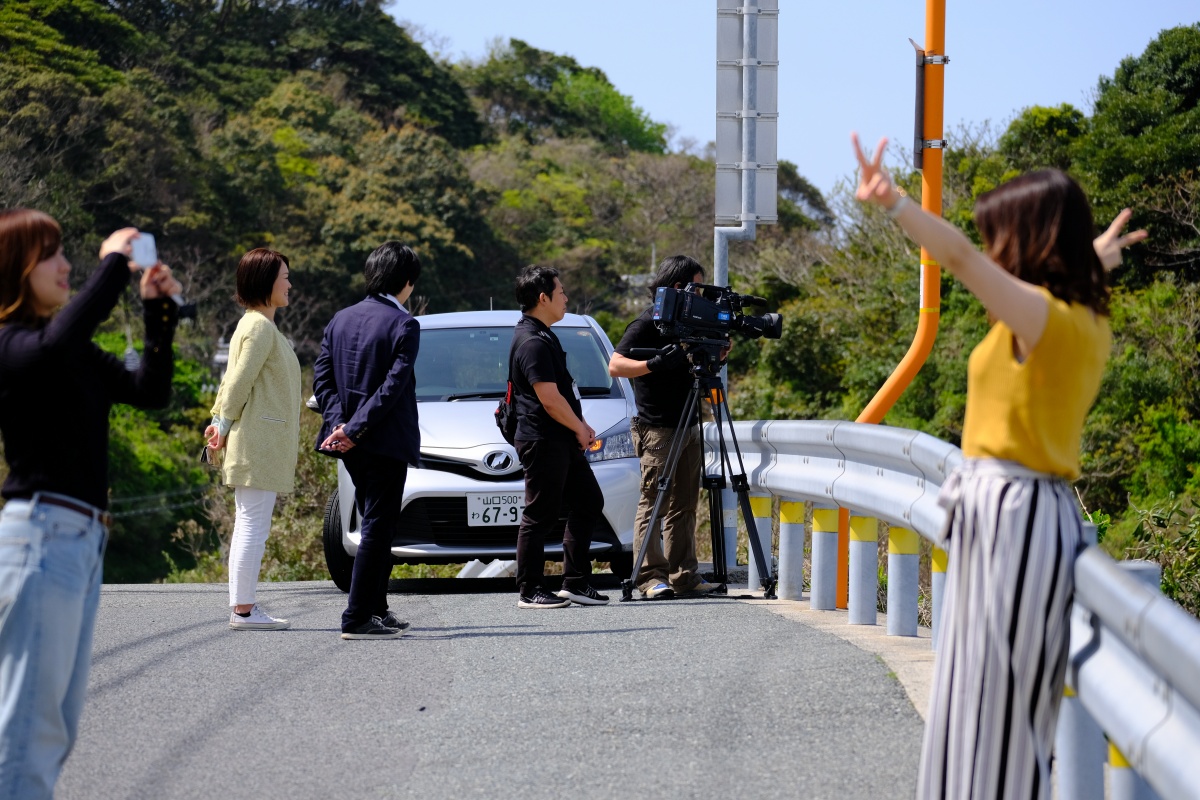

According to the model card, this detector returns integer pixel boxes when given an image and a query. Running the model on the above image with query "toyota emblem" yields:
[483,451,515,473]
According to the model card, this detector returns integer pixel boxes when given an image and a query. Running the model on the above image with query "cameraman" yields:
[608,255,719,600]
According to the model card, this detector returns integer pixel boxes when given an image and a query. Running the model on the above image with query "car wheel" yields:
[608,550,633,580]
[322,492,354,592]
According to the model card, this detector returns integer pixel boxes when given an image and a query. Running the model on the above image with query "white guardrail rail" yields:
[703,419,1200,800]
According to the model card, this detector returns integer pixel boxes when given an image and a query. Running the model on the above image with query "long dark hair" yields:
[974,169,1109,316]
[0,209,63,325]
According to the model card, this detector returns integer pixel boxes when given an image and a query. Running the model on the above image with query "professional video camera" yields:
[652,283,783,343]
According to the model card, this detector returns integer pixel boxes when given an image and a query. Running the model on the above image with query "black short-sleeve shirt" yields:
[614,307,697,428]
[510,315,583,442]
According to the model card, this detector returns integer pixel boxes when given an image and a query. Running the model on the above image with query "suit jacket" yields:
[312,295,421,466]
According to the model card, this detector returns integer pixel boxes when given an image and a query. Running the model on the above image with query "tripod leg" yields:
[710,390,777,599]
[703,474,727,593]
[732,476,777,599]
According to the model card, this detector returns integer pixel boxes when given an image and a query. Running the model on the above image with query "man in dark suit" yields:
[313,242,421,640]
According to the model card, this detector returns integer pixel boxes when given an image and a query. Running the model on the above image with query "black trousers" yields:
[514,438,603,597]
[341,450,408,631]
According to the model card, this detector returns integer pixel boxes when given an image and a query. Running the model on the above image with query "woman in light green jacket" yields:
[204,249,301,630]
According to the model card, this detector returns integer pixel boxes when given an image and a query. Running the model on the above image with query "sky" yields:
[393,0,1198,200]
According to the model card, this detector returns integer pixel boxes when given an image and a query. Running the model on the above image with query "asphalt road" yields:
[57,579,923,800]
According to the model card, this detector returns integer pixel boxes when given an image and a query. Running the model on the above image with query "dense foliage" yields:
[1,3,1196,611]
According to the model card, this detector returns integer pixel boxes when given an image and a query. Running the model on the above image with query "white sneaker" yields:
[229,605,290,630]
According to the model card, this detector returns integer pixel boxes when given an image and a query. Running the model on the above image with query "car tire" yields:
[322,492,354,592]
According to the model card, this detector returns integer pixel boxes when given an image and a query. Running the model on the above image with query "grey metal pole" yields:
[712,0,758,290]
[848,515,878,625]
[721,484,738,569]
[886,527,919,636]
[1107,559,1164,800]
[1056,522,1105,800]
[747,493,772,592]
[931,545,946,650]
[777,500,806,600]
[810,505,838,610]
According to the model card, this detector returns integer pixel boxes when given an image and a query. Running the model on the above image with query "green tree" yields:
[1073,24,1200,275]
[461,39,666,153]
[998,103,1087,173]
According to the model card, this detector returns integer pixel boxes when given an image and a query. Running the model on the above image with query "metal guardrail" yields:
[703,419,1200,799]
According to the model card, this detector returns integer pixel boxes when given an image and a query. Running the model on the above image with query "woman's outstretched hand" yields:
[1094,208,1148,271]
[851,133,902,210]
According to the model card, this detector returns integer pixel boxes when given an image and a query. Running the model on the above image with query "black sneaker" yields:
[517,589,571,609]
[340,616,405,640]
[379,611,411,631]
[556,585,610,606]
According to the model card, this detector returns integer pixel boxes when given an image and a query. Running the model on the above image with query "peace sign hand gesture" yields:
[851,133,903,211]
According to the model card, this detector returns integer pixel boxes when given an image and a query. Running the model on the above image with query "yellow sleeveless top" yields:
[961,287,1111,479]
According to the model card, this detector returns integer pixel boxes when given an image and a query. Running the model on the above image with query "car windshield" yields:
[414,326,622,402]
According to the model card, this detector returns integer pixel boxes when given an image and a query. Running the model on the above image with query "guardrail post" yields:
[810,506,839,610]
[930,546,947,650]
[778,500,806,600]
[747,494,773,592]
[848,515,878,625]
[1106,559,1163,800]
[1057,684,1105,800]
[886,526,919,636]
[721,484,739,568]
[1056,522,1104,800]
[1109,742,1159,800]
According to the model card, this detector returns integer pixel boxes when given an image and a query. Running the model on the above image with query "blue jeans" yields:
[0,495,107,799]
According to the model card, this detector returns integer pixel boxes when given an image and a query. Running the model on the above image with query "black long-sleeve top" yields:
[0,253,178,510]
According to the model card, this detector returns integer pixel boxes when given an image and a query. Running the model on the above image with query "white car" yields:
[318,310,639,590]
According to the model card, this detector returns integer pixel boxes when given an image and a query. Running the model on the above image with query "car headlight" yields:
[585,420,636,462]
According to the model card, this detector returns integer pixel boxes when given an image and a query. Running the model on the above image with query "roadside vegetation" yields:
[0,3,1196,613]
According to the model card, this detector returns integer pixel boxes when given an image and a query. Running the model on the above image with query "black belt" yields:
[35,495,113,529]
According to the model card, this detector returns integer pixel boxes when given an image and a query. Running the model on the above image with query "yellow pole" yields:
[837,0,947,608]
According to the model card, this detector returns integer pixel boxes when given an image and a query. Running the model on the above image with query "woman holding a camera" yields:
[0,209,180,797]
[205,248,301,631]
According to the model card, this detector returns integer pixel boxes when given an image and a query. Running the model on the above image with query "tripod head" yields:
[629,338,729,379]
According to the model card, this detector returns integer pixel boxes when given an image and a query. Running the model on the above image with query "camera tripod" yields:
[619,345,777,601]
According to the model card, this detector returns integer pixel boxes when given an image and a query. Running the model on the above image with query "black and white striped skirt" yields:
[917,459,1084,800]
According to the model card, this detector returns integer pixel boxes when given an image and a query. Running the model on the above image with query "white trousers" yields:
[228,487,277,607]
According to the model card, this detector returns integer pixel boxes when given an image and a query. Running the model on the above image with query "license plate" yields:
[466,493,524,527]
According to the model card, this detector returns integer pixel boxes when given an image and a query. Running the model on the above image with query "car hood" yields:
[418,398,629,458]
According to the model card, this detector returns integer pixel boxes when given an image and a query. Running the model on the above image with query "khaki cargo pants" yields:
[631,418,704,593]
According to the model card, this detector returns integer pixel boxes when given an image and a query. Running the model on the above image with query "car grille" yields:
[419,456,520,483]
[393,497,616,550]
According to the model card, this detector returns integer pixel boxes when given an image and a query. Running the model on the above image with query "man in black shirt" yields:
[509,265,608,608]
[609,255,719,600]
